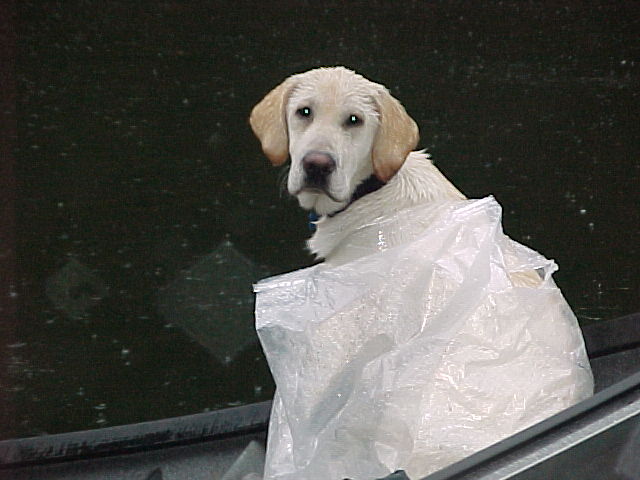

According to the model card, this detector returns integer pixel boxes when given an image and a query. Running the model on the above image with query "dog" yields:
[250,67,593,479]
[251,66,535,276]
[250,67,468,262]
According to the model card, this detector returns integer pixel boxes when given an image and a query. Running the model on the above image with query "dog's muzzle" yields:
[302,151,336,189]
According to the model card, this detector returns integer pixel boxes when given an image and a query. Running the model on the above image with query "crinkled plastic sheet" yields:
[255,197,593,480]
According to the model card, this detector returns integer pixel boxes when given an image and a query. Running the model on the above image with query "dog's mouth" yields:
[293,186,346,204]
[295,174,387,217]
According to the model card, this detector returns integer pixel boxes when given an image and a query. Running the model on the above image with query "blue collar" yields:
[308,175,386,232]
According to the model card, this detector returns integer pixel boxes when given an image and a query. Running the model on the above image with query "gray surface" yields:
[591,348,640,392]
[2,433,266,480]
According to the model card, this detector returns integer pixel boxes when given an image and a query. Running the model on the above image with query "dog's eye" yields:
[346,114,362,127]
[297,107,312,118]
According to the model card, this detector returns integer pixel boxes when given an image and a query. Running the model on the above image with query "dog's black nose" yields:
[302,151,336,187]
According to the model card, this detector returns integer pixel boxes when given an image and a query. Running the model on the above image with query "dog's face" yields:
[250,67,419,215]
[285,71,381,214]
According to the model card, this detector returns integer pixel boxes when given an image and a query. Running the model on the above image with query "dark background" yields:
[2,0,638,439]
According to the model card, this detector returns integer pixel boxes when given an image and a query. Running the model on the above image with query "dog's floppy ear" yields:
[249,77,295,166]
[372,88,419,182]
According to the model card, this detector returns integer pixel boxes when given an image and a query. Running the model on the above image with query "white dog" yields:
[250,67,593,479]
[251,66,465,264]
[250,66,545,283]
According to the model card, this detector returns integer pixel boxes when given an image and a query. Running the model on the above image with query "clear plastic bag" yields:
[255,197,593,480]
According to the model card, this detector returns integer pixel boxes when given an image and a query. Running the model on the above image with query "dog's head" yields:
[250,67,419,215]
